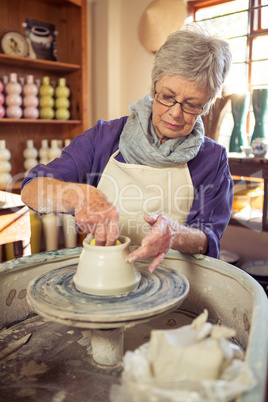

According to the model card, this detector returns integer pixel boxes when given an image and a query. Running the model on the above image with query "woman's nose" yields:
[169,102,184,119]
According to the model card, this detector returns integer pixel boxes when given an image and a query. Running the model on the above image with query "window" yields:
[188,0,268,148]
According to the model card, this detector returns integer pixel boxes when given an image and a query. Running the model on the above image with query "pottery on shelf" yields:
[29,26,54,60]
[5,73,22,119]
[250,88,268,143]
[23,75,39,119]
[73,235,141,296]
[39,76,54,119]
[39,139,49,164]
[62,213,77,248]
[55,78,70,120]
[23,139,38,174]
[42,213,60,251]
[229,93,250,152]
[251,138,268,158]
[0,80,5,118]
[0,140,12,186]
[240,145,252,157]
[48,139,62,162]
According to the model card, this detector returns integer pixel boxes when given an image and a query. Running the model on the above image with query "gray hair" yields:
[151,24,232,114]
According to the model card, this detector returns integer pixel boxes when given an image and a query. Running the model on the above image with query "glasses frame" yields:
[154,91,206,115]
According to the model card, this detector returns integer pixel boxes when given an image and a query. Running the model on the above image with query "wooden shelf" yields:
[0,0,89,178]
[43,0,82,6]
[0,54,81,73]
[0,118,81,124]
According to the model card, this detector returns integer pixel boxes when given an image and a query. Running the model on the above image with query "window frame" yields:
[188,0,268,91]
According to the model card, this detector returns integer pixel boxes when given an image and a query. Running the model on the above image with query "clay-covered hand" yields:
[21,178,119,247]
[73,185,119,246]
[126,213,175,272]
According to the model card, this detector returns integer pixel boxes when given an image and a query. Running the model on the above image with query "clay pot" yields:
[73,235,141,296]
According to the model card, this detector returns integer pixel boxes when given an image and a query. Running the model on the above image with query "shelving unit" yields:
[0,0,89,183]
[228,155,268,231]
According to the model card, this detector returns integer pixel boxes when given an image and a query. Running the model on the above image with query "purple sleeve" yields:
[187,138,233,259]
[21,117,128,189]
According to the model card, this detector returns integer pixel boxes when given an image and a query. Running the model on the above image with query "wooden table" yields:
[0,191,31,262]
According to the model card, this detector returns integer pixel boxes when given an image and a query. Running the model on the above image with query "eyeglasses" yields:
[154,91,206,115]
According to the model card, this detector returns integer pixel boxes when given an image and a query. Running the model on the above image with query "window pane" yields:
[262,5,268,28]
[196,0,249,20]
[225,63,248,93]
[252,35,268,60]
[229,37,248,62]
[197,12,248,38]
[251,60,268,86]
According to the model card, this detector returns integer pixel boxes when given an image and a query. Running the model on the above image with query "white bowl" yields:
[73,235,141,296]
[240,145,252,157]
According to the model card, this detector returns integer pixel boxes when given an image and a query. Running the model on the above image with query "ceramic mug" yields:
[73,235,141,296]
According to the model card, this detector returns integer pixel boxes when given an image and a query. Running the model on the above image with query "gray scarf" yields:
[119,95,204,167]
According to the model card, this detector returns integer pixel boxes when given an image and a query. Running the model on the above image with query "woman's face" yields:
[152,75,209,143]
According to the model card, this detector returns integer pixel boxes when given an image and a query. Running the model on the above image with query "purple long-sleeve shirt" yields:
[22,117,233,258]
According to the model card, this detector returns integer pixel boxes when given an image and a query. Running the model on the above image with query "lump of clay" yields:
[110,310,256,402]
[147,309,238,381]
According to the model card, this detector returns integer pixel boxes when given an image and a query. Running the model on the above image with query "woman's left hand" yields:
[126,213,175,272]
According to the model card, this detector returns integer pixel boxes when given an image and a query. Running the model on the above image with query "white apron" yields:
[97,150,194,244]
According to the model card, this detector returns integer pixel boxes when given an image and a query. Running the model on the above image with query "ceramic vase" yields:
[23,139,38,174]
[73,235,141,296]
[251,138,268,158]
[55,78,70,120]
[229,93,250,152]
[48,139,61,162]
[29,26,54,60]
[23,75,39,119]
[62,213,77,248]
[29,211,42,254]
[64,139,71,148]
[39,139,49,164]
[0,80,5,118]
[0,140,12,186]
[39,76,54,119]
[42,213,60,251]
[250,88,268,143]
[5,73,22,119]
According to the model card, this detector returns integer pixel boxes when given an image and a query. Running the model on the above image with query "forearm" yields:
[21,177,89,214]
[171,223,208,255]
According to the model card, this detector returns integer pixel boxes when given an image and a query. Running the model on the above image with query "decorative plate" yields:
[1,31,28,57]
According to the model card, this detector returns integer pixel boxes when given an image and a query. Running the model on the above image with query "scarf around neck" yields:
[119,95,204,167]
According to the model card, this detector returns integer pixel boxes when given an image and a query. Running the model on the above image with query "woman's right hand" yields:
[72,184,119,246]
[21,178,119,246]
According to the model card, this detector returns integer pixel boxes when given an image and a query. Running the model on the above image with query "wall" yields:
[89,0,154,124]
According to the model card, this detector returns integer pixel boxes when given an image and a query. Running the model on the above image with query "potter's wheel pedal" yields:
[27,261,189,329]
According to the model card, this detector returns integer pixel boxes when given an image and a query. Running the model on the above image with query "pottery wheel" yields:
[27,261,189,329]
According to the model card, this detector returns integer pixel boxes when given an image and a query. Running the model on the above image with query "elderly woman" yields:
[21,25,233,272]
